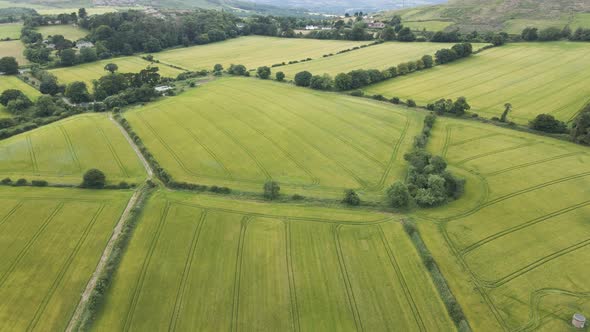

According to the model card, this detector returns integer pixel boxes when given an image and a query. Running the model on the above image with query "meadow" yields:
[123,77,422,198]
[0,40,28,64]
[0,22,22,40]
[152,36,370,71]
[0,186,132,331]
[413,116,590,331]
[92,190,455,331]
[37,24,89,41]
[0,76,40,117]
[0,113,146,185]
[279,41,489,79]
[50,57,184,88]
[365,42,590,124]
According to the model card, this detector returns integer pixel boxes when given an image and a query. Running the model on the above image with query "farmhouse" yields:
[155,85,173,94]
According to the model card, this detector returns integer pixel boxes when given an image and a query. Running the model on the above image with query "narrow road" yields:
[109,113,154,179]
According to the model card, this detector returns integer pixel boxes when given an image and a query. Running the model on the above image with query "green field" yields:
[503,18,570,34]
[280,41,489,79]
[0,113,146,185]
[37,25,89,41]
[92,190,455,331]
[0,40,27,64]
[0,186,132,331]
[123,77,422,198]
[412,116,590,331]
[0,22,22,40]
[404,20,454,31]
[0,76,41,117]
[36,6,140,15]
[153,36,370,71]
[50,57,184,88]
[365,42,590,124]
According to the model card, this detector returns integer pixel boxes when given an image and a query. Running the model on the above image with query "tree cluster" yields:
[521,26,590,42]
[572,104,590,145]
[529,114,568,134]
[426,97,471,117]
[0,57,18,74]
[435,42,473,64]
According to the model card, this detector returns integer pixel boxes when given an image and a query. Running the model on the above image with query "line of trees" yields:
[521,26,590,42]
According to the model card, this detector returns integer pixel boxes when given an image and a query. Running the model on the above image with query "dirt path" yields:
[108,113,154,179]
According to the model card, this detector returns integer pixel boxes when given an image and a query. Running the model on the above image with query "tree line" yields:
[521,26,590,42]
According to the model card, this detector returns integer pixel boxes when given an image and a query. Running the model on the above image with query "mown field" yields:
[124,77,422,198]
[0,186,132,331]
[0,40,28,64]
[92,190,455,331]
[279,41,489,79]
[50,57,184,88]
[413,116,590,331]
[0,113,146,185]
[365,42,590,124]
[152,36,370,71]
[0,22,22,40]
[37,24,89,41]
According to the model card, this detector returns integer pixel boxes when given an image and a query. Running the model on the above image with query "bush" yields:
[276,71,285,81]
[342,189,360,206]
[291,194,305,200]
[407,99,416,107]
[390,97,400,104]
[82,169,106,189]
[263,181,280,200]
[529,114,568,133]
[349,90,364,97]
[309,74,332,90]
[294,71,312,87]
[15,178,27,186]
[32,180,48,187]
[256,66,271,79]
[1,177,12,185]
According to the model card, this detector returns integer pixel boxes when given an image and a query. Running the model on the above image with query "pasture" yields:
[279,41,488,79]
[123,77,422,198]
[92,190,455,331]
[0,22,22,40]
[0,40,27,64]
[37,25,89,41]
[152,36,370,71]
[0,186,132,331]
[50,57,184,88]
[365,42,590,124]
[404,20,453,31]
[413,116,590,331]
[0,113,146,185]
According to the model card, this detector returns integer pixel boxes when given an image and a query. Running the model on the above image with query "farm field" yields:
[0,113,146,185]
[49,56,184,88]
[365,42,590,124]
[413,116,590,331]
[279,41,488,79]
[152,36,370,71]
[0,40,27,64]
[92,190,455,331]
[0,186,132,331]
[0,76,41,117]
[37,24,89,41]
[404,20,453,31]
[123,77,422,198]
[0,22,22,40]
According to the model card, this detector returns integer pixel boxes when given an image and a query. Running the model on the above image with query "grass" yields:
[0,113,146,185]
[0,40,28,64]
[91,190,456,331]
[37,25,89,41]
[152,36,371,71]
[365,42,590,124]
[404,20,454,31]
[279,41,488,79]
[0,22,22,40]
[0,186,133,331]
[36,7,141,15]
[412,116,590,331]
[123,77,422,198]
[0,76,41,117]
[503,18,570,34]
[49,57,184,88]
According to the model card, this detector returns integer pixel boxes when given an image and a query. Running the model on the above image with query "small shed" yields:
[572,313,586,329]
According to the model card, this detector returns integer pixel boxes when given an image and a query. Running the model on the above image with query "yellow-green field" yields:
[124,77,422,198]
[92,190,455,331]
[50,57,184,88]
[279,42,489,79]
[414,116,590,331]
[153,36,370,71]
[0,186,132,331]
[404,20,454,31]
[0,76,41,117]
[0,22,22,40]
[365,42,590,124]
[0,40,27,64]
[0,113,146,185]
[37,25,89,41]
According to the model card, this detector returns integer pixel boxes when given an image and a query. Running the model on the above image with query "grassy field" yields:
[92,190,455,331]
[0,76,41,117]
[36,6,141,15]
[0,113,146,185]
[0,22,22,40]
[412,116,590,331]
[37,25,89,41]
[365,42,590,124]
[50,57,184,88]
[279,42,489,79]
[404,20,454,31]
[0,186,132,331]
[503,18,570,34]
[0,40,27,64]
[152,36,370,71]
[123,77,422,198]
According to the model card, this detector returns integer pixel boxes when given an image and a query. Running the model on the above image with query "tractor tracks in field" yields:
[230,216,251,332]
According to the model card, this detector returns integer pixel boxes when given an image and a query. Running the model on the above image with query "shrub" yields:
[309,74,332,90]
[118,181,130,189]
[349,90,364,97]
[407,99,416,107]
[263,181,280,200]
[1,177,12,185]
[342,189,360,206]
[529,114,568,133]
[276,71,285,81]
[15,178,27,186]
[32,180,48,187]
[82,169,106,189]
[291,194,305,200]
[390,97,400,104]
[256,66,271,79]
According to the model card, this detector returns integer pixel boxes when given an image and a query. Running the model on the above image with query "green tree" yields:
[421,54,434,68]
[451,97,470,116]
[294,71,312,87]
[104,63,118,74]
[213,63,223,72]
[334,73,352,90]
[380,26,396,41]
[0,89,29,106]
[65,81,91,103]
[309,74,332,90]
[275,71,285,81]
[82,169,106,188]
[500,103,512,122]
[79,47,97,63]
[60,48,77,66]
[263,181,280,200]
[397,27,416,41]
[342,189,360,206]
[228,64,247,76]
[256,66,271,79]
[387,182,411,208]
[0,57,19,75]
[571,104,590,145]
[78,8,87,19]
[529,114,568,133]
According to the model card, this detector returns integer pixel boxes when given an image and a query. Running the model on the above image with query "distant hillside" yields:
[379,0,590,33]
[246,0,446,15]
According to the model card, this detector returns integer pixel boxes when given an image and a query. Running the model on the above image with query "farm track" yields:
[230,216,250,332]
[484,152,585,176]
[0,201,23,229]
[455,142,537,165]
[374,116,411,190]
[518,288,590,332]
[59,126,83,172]
[284,220,301,332]
[109,114,154,179]
[26,135,39,173]
[27,204,106,331]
